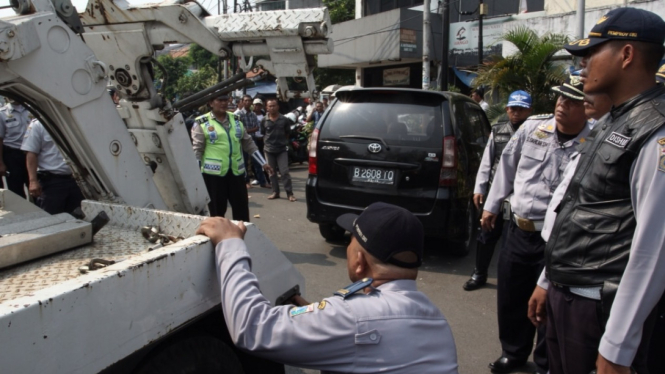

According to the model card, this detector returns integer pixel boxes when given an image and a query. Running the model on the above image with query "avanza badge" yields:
[605,132,631,148]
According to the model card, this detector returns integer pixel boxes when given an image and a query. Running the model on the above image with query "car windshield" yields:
[321,91,444,147]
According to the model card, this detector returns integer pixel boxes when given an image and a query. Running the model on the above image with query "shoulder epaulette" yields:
[333,277,373,299]
[527,113,554,120]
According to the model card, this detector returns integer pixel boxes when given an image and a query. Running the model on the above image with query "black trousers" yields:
[37,174,84,215]
[547,285,658,374]
[473,217,505,276]
[2,145,28,198]
[202,172,249,221]
[497,220,548,372]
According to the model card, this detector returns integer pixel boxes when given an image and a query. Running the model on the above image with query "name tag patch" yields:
[526,137,548,147]
[605,132,631,148]
[289,304,314,317]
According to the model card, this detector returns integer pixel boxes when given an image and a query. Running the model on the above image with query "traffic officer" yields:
[191,93,273,220]
[464,90,533,291]
[481,75,591,374]
[527,8,665,374]
[196,202,459,374]
[20,120,84,214]
[0,99,31,198]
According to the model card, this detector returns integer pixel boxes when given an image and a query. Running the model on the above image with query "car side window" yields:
[461,103,490,147]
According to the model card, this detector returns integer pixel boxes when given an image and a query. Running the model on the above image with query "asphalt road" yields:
[240,164,538,374]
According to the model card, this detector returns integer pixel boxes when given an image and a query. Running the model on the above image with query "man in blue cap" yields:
[464,90,533,291]
[527,7,665,374]
[482,76,592,374]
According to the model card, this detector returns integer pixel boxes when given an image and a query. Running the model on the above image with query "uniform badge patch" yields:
[605,132,631,148]
[659,140,665,173]
[317,300,327,310]
[534,130,548,139]
[579,138,586,143]
[289,304,314,317]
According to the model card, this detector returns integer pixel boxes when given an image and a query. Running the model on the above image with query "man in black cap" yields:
[196,202,459,373]
[191,94,273,219]
[527,7,665,374]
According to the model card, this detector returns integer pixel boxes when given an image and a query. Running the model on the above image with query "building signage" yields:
[400,29,418,53]
[383,67,410,86]
[449,17,510,54]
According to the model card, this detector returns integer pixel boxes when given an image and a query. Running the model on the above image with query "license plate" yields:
[351,167,395,185]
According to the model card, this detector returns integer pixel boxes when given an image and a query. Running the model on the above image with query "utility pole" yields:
[439,0,449,91]
[576,0,585,39]
[422,0,431,90]
[478,0,487,67]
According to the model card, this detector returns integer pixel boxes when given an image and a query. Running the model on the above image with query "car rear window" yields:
[320,91,444,147]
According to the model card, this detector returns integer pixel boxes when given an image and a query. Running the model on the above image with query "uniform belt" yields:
[37,171,72,180]
[512,214,544,232]
[551,282,602,301]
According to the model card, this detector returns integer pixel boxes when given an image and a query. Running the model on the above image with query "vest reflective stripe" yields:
[199,112,245,176]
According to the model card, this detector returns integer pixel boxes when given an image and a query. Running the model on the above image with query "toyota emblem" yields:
[368,143,382,153]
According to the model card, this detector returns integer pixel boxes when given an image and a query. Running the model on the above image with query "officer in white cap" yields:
[0,99,31,197]
[482,75,592,374]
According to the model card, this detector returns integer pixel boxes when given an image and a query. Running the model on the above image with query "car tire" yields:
[450,200,478,257]
[135,335,244,374]
[319,223,346,242]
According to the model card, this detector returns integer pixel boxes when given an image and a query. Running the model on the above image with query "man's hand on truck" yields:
[196,217,247,245]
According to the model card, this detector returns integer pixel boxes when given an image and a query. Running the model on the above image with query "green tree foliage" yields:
[314,0,356,91]
[189,44,219,70]
[176,66,218,97]
[474,27,569,115]
[154,54,192,101]
[323,0,354,23]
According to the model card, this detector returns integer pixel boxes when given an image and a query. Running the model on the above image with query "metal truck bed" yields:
[0,201,305,374]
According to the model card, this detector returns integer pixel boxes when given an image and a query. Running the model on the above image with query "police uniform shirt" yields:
[191,113,258,161]
[20,120,71,175]
[484,117,592,220]
[473,131,496,196]
[216,238,459,374]
[0,103,31,149]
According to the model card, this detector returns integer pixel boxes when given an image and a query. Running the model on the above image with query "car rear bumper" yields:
[306,176,461,238]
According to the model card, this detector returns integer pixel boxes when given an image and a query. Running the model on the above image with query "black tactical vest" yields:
[489,121,518,184]
[546,85,665,287]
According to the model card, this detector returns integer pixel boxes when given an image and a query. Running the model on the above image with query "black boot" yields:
[463,271,487,291]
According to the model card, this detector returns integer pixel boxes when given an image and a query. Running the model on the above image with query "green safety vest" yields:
[198,112,246,176]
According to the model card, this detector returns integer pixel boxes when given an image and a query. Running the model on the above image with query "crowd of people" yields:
[193,7,665,374]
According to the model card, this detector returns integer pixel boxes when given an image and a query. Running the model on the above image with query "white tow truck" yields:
[0,0,332,372]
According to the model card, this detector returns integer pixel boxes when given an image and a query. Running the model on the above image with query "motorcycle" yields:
[285,108,309,165]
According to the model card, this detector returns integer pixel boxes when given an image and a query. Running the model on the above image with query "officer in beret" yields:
[528,8,665,374]
[196,202,459,373]
[191,94,273,220]
[481,75,592,373]
[464,90,533,291]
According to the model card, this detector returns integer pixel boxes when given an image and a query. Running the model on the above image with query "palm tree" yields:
[474,26,570,116]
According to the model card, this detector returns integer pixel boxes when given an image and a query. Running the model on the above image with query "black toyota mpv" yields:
[305,87,491,255]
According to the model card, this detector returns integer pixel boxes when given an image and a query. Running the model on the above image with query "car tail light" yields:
[440,136,457,186]
[308,128,319,175]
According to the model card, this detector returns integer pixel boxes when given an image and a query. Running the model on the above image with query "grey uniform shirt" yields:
[484,117,592,220]
[20,120,71,175]
[473,132,496,196]
[0,103,31,149]
[216,238,459,374]
[191,112,258,161]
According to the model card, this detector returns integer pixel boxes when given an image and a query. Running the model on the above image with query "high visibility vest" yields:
[198,112,245,176]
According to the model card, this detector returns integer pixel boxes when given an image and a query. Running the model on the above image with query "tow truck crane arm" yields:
[0,0,332,214]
